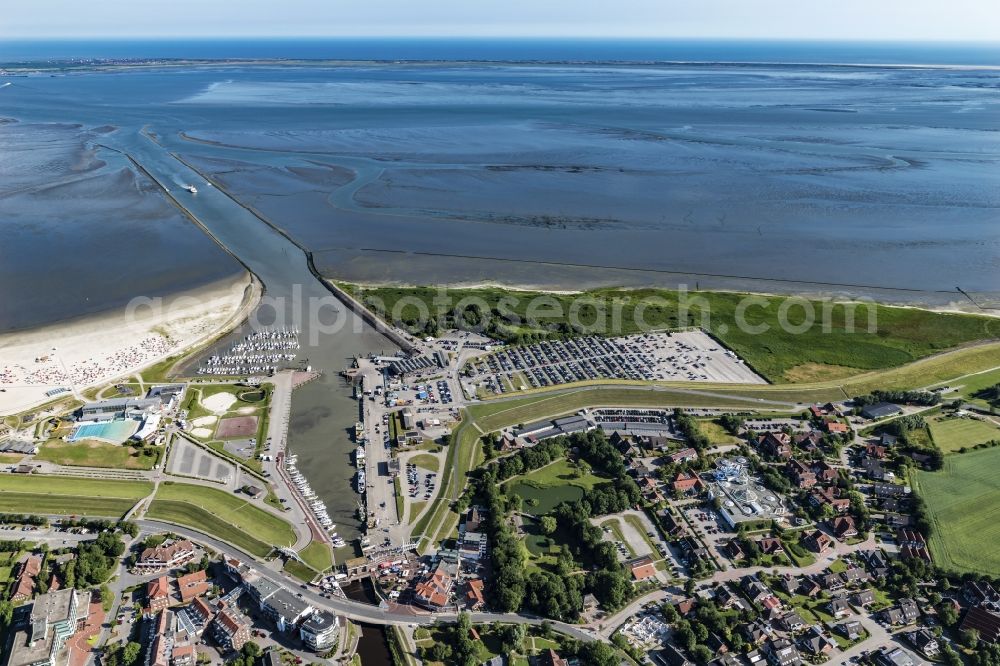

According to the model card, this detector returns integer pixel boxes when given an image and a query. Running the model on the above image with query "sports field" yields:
[150,482,296,552]
[928,416,1000,454]
[914,447,1000,575]
[0,475,152,518]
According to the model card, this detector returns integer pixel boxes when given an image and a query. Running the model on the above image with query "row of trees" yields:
[854,390,940,407]
[673,410,712,451]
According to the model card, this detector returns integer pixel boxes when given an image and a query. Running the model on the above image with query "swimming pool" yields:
[69,420,138,443]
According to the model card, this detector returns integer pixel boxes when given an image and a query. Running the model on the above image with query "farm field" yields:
[914,447,1000,575]
[35,440,159,470]
[0,474,152,517]
[928,416,1000,454]
[350,284,1000,382]
[152,482,296,550]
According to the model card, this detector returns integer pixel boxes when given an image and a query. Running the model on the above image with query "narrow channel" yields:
[117,131,396,543]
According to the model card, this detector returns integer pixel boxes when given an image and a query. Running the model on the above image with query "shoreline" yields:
[0,272,260,417]
[337,279,1000,319]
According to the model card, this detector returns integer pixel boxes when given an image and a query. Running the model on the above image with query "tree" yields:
[938,603,959,627]
[962,628,980,650]
[691,645,714,665]
[539,516,558,535]
[122,642,142,666]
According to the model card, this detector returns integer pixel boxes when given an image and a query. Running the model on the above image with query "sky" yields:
[2,0,998,41]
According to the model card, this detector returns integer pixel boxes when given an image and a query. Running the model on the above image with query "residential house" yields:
[465,579,485,610]
[786,459,816,489]
[964,581,1000,607]
[659,510,687,538]
[667,448,698,465]
[147,576,171,613]
[812,460,838,483]
[906,629,939,657]
[715,586,744,611]
[897,529,931,564]
[960,605,1000,643]
[881,599,920,626]
[825,421,849,435]
[875,647,915,666]
[863,458,892,482]
[810,487,850,513]
[838,620,863,641]
[758,538,784,557]
[794,432,824,452]
[778,574,799,596]
[827,597,851,619]
[10,555,41,602]
[176,570,210,604]
[658,644,695,666]
[880,433,898,448]
[850,589,875,608]
[803,530,833,554]
[817,573,844,592]
[779,612,806,633]
[741,620,771,646]
[758,433,792,459]
[798,627,834,657]
[831,516,858,540]
[798,578,822,598]
[840,567,868,586]
[725,540,746,561]
[865,443,888,459]
[767,638,802,666]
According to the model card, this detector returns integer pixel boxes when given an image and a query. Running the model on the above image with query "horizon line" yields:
[4,35,1000,44]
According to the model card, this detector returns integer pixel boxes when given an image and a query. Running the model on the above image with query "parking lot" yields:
[464,330,764,395]
[168,436,237,487]
[405,463,437,502]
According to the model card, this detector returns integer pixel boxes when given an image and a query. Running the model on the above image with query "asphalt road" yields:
[135,519,598,643]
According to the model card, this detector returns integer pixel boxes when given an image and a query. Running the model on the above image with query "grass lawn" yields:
[409,453,440,472]
[601,518,637,557]
[927,416,1000,454]
[0,474,152,498]
[284,559,318,583]
[408,501,426,525]
[827,559,848,573]
[147,500,272,557]
[298,541,333,572]
[700,420,741,446]
[914,447,1000,575]
[35,441,159,470]
[472,388,794,434]
[153,482,296,549]
[411,419,480,551]
[513,458,611,490]
[0,453,24,464]
[351,284,1000,383]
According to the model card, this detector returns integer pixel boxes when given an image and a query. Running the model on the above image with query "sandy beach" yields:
[0,272,259,416]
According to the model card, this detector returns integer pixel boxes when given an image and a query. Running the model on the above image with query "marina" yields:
[197,328,301,376]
